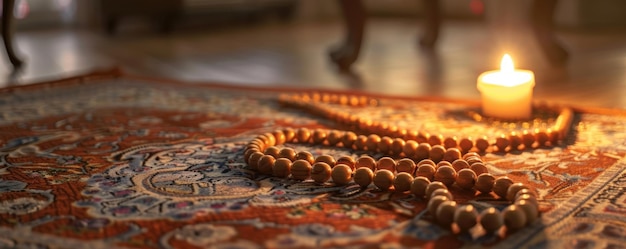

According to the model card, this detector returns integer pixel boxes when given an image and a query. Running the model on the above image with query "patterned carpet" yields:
[0,70,625,248]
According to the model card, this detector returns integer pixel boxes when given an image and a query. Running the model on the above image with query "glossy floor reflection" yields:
[2,18,626,109]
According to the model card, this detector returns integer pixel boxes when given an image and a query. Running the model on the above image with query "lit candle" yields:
[477,54,535,120]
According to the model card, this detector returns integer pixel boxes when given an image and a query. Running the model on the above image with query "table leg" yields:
[530,0,568,66]
[419,0,441,48]
[329,0,365,71]
[2,0,24,68]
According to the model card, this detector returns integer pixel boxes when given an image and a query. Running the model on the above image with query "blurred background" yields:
[1,0,625,108]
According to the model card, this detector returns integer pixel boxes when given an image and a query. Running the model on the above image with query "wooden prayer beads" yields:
[245,128,505,194]
[244,127,540,238]
[278,93,574,153]
[424,175,539,234]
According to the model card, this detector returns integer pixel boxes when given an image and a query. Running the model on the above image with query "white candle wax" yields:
[477,54,535,120]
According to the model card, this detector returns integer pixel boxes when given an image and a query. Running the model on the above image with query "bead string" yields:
[277,93,574,153]
[244,128,539,235]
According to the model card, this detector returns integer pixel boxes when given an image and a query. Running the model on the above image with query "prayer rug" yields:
[0,69,624,248]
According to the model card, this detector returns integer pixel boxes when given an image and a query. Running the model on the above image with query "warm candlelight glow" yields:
[477,54,535,120]
[481,54,533,87]
[501,54,514,73]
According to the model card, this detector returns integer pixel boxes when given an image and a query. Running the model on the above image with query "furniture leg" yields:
[329,0,365,71]
[419,0,441,48]
[2,0,24,68]
[530,0,568,66]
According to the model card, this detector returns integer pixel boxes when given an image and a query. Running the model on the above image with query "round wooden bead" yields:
[396,158,416,174]
[377,157,397,171]
[522,130,535,149]
[415,164,436,180]
[291,159,312,180]
[475,136,490,152]
[516,193,539,207]
[248,151,265,170]
[415,143,431,161]
[388,125,400,137]
[436,161,452,169]
[244,148,260,164]
[403,140,419,157]
[429,145,446,163]
[506,183,530,201]
[515,199,539,225]
[394,127,407,138]
[359,118,371,129]
[355,135,368,150]
[515,188,538,199]
[342,131,358,148]
[336,156,356,170]
[502,205,527,231]
[260,133,276,147]
[465,156,483,166]
[463,152,481,161]
[282,128,296,142]
[373,169,395,190]
[366,134,381,152]
[443,148,462,162]
[459,137,473,152]
[296,128,311,143]
[509,132,523,150]
[355,156,377,170]
[475,173,496,194]
[312,129,328,144]
[258,155,276,175]
[443,136,458,149]
[428,134,443,146]
[465,156,484,166]
[272,130,286,145]
[264,146,280,158]
[405,130,419,141]
[331,164,353,185]
[273,158,292,178]
[393,172,414,192]
[277,147,297,161]
[479,207,503,234]
[311,162,332,183]
[326,130,344,146]
[353,167,374,188]
[427,195,449,216]
[493,177,514,199]
[548,128,560,145]
[249,138,265,148]
[295,151,315,165]
[436,200,457,228]
[451,159,470,172]
[469,162,489,176]
[535,129,549,147]
[378,136,393,154]
[454,205,478,233]
[434,165,457,187]
[425,181,447,198]
[416,131,429,143]
[410,176,431,198]
[315,155,337,168]
[495,135,510,152]
[417,159,436,167]
[390,138,406,155]
[248,140,264,150]
[430,188,452,200]
[456,168,477,190]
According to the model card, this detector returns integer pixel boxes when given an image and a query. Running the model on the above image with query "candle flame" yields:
[500,54,514,73]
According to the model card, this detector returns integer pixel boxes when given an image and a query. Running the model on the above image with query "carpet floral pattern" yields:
[0,73,625,248]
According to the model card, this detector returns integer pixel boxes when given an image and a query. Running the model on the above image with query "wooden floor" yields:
[1,17,626,109]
